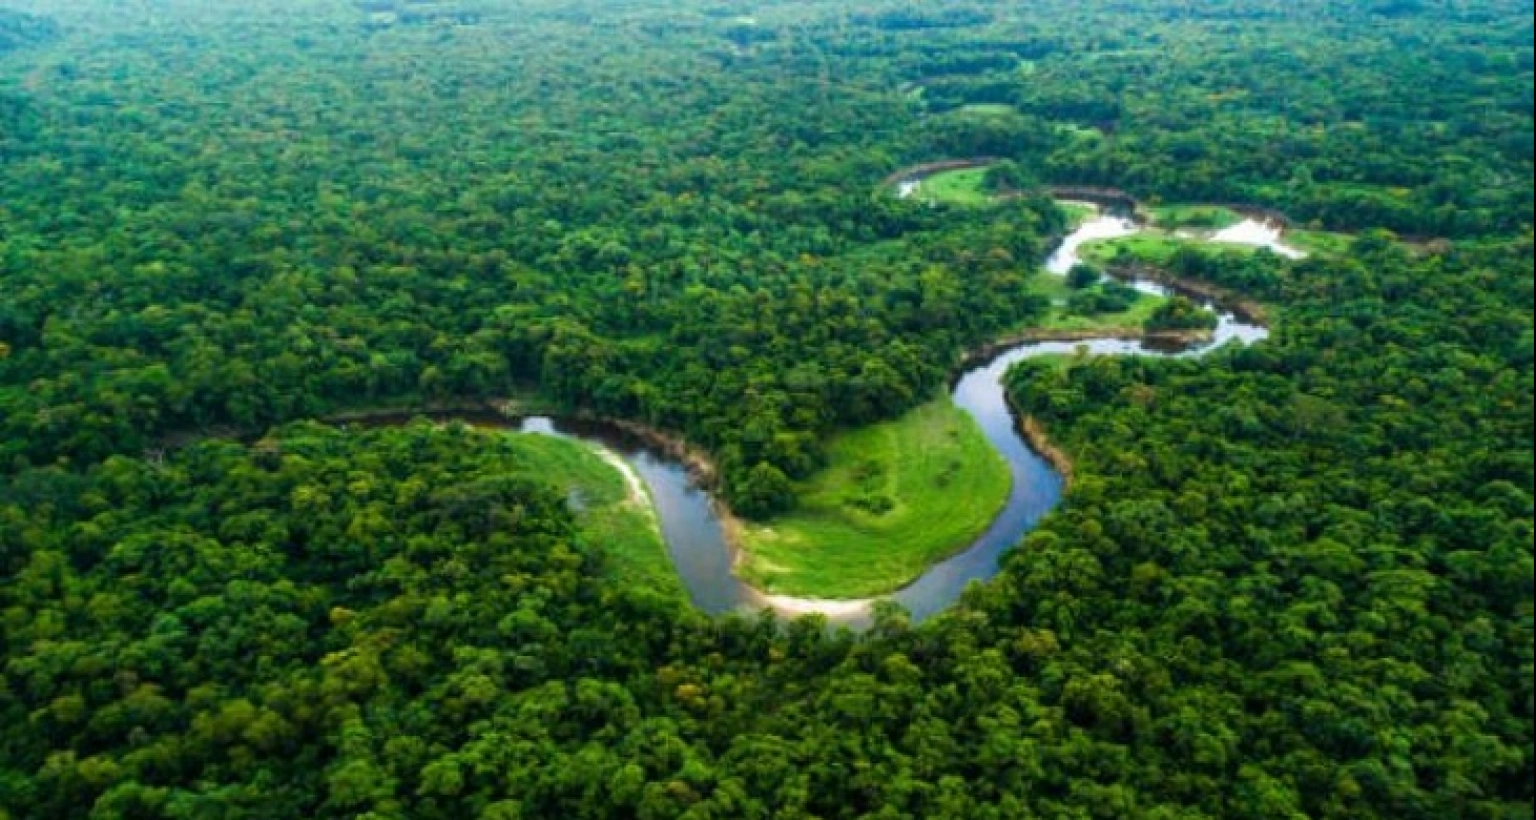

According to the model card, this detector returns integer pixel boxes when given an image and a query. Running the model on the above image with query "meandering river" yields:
[508,205,1280,627]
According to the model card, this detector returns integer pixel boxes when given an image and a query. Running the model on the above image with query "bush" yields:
[1067,262,1104,289]
[1144,295,1219,331]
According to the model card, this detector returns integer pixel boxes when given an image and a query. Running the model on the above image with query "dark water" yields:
[517,210,1269,627]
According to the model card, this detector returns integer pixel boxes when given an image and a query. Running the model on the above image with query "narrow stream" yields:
[517,205,1276,627]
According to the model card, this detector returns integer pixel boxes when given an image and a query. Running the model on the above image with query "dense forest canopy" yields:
[0,9,56,55]
[1,0,1531,818]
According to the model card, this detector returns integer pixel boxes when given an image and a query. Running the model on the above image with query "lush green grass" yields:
[1060,201,1098,227]
[1027,272,1170,332]
[1083,220,1349,263]
[916,167,994,206]
[1021,351,1089,371]
[1036,289,1168,332]
[1030,270,1076,303]
[1286,229,1355,256]
[1026,268,1167,330]
[501,432,683,599]
[955,103,1017,117]
[737,398,1011,598]
[1055,122,1102,141]
[1079,233,1256,267]
[1148,204,1243,230]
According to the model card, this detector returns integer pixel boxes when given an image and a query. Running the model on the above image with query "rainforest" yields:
[1,1,1531,818]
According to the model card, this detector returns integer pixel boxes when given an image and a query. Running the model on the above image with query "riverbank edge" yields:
[1012,402,1075,488]
[1103,262,1272,326]
[960,326,1215,370]
[882,158,1301,225]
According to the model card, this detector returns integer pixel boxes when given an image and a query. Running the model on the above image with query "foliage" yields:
[1066,279,1143,317]
[1066,262,1103,289]
[1003,236,1533,820]
[0,0,1064,516]
[1144,295,1220,332]
[0,8,56,53]
[1149,204,1244,231]
[0,0,1531,817]
[982,159,1030,193]
[498,431,681,600]
[1,422,697,819]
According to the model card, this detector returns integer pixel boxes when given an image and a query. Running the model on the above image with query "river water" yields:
[518,206,1274,627]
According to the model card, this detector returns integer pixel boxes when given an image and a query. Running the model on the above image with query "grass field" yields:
[1084,223,1351,264]
[1079,233,1256,267]
[1027,268,1170,333]
[1030,270,1077,303]
[1036,289,1168,332]
[1060,201,1098,227]
[955,103,1017,117]
[501,432,684,599]
[1022,351,1088,371]
[1148,204,1243,230]
[1286,229,1355,256]
[916,167,994,206]
[1055,122,1103,141]
[737,398,1011,599]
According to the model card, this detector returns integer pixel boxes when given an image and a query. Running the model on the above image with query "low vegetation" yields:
[1147,204,1243,230]
[498,430,680,599]
[1028,263,1172,334]
[1080,233,1257,267]
[1287,228,1358,256]
[737,398,1010,598]
[1058,200,1099,226]
[909,166,995,206]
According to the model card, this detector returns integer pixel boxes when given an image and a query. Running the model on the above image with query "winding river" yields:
[514,205,1286,627]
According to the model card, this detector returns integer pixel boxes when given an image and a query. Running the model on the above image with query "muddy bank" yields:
[1015,411,1074,487]
[1104,262,1271,325]
[595,418,720,488]
[881,157,1000,186]
[1042,185,1141,212]
[960,326,1214,371]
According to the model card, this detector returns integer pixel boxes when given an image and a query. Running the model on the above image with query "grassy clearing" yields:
[1030,271,1076,303]
[501,432,683,599]
[1030,261,1167,333]
[1148,204,1243,230]
[1036,290,1168,332]
[1024,351,1090,371]
[955,103,1017,117]
[1060,201,1098,227]
[1079,233,1255,267]
[1055,122,1103,141]
[737,398,1011,599]
[1026,273,1170,332]
[1286,229,1355,256]
[916,167,994,206]
[1098,202,1358,261]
